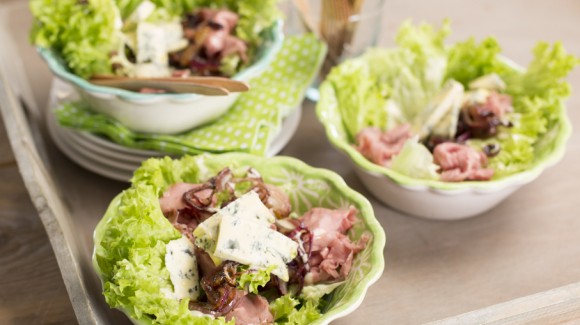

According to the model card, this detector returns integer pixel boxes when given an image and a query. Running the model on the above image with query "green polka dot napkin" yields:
[55,35,326,156]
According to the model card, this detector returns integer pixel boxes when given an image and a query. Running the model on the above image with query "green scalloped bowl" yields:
[316,57,572,219]
[37,21,284,134]
[93,153,385,324]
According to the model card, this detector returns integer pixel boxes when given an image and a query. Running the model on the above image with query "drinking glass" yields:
[281,0,385,101]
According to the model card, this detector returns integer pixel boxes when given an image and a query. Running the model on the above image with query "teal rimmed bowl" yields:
[38,21,283,135]
[92,153,385,324]
[316,58,572,220]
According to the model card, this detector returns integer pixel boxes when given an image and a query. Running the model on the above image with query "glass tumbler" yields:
[281,0,385,101]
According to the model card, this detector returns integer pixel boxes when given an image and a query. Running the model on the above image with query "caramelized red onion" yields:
[283,224,313,296]
[189,261,245,316]
[456,91,513,139]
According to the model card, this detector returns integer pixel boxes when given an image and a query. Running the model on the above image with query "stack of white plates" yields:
[46,80,302,182]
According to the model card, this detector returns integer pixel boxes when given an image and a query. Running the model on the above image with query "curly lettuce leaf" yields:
[488,42,578,176]
[270,294,300,321]
[95,183,233,324]
[445,37,504,86]
[270,295,322,325]
[237,265,276,294]
[30,0,120,78]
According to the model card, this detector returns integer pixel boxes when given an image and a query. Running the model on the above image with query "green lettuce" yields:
[30,0,120,78]
[270,295,322,325]
[95,156,233,324]
[445,37,504,86]
[390,138,439,180]
[30,0,281,78]
[237,265,276,294]
[325,20,449,139]
[326,59,388,139]
[323,20,578,180]
[95,183,232,324]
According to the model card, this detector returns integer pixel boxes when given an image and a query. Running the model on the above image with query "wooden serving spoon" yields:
[90,75,250,96]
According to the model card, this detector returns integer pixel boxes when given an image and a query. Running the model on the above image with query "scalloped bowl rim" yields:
[38,20,283,104]
[92,153,386,325]
[316,57,573,194]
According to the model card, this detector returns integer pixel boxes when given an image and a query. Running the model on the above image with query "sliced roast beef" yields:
[298,207,369,285]
[355,124,413,167]
[159,182,200,216]
[307,233,370,284]
[225,294,274,325]
[301,207,358,252]
[433,142,494,182]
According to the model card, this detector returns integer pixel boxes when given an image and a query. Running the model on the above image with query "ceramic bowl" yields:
[38,21,283,135]
[316,64,572,220]
[92,153,385,324]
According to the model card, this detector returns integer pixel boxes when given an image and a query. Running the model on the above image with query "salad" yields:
[94,156,373,325]
[324,21,578,182]
[30,0,280,79]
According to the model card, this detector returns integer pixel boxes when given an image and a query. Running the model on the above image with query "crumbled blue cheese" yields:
[193,191,298,281]
[214,213,298,281]
[220,191,277,224]
[165,236,200,301]
[162,20,188,53]
[194,191,276,254]
[416,80,464,140]
[136,22,170,77]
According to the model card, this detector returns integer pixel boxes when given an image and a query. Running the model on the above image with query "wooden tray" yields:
[2,1,580,324]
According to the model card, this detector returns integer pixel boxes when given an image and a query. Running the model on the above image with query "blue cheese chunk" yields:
[416,80,464,140]
[135,22,170,77]
[220,191,276,224]
[165,236,200,301]
[193,191,298,281]
[214,213,298,281]
[193,191,276,252]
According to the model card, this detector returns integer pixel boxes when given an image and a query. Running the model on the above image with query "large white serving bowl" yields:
[37,21,283,135]
[316,69,572,220]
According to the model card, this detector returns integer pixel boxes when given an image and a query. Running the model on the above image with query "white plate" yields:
[47,80,303,181]
[46,113,134,181]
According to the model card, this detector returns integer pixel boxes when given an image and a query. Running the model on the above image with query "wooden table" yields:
[1,0,580,324]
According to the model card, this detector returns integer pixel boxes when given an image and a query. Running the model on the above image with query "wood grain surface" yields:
[1,0,580,325]
[0,119,76,324]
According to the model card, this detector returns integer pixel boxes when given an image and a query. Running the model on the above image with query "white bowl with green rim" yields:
[92,153,385,324]
[316,63,573,220]
[38,21,283,135]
